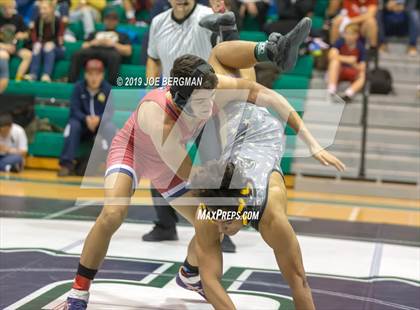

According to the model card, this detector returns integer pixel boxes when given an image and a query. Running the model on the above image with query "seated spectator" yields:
[0,0,32,82]
[378,0,419,56]
[24,0,65,82]
[59,59,115,176]
[30,0,70,28]
[69,0,106,39]
[330,0,378,48]
[0,113,28,172]
[327,23,366,103]
[264,0,314,34]
[68,9,132,85]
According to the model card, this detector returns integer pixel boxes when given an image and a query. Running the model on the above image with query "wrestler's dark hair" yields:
[170,54,218,90]
[190,161,250,211]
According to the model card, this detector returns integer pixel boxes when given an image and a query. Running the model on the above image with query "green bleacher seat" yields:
[243,16,261,31]
[28,131,91,157]
[5,81,73,100]
[68,22,84,41]
[29,132,64,157]
[112,110,131,128]
[109,89,147,111]
[118,65,146,87]
[52,60,71,80]
[239,31,267,42]
[64,41,84,60]
[314,0,329,17]
[311,16,324,30]
[287,55,314,77]
[272,74,310,90]
[124,44,142,65]
[35,105,70,128]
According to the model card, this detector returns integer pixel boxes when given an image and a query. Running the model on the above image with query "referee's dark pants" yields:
[149,116,222,231]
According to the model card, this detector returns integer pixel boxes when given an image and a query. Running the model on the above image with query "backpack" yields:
[369,68,393,94]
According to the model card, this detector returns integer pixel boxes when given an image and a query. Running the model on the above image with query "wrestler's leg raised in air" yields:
[209,17,312,74]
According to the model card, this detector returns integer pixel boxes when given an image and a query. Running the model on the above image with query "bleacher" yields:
[293,42,420,186]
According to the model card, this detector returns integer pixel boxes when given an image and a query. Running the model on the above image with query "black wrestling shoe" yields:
[267,17,312,72]
[142,223,179,242]
[199,11,236,33]
[221,235,236,253]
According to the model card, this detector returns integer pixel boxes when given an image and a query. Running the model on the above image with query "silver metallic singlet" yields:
[219,102,286,230]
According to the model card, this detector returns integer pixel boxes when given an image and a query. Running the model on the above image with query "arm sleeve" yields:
[69,84,87,122]
[147,18,159,59]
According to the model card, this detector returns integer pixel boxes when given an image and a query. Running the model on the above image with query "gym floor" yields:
[1,170,419,309]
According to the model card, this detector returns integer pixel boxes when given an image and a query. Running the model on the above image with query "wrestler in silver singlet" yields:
[218,102,286,229]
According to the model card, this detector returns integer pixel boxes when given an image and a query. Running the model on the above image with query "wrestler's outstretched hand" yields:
[312,148,346,172]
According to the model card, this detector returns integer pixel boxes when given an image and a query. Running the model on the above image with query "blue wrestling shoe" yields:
[64,289,89,310]
[176,265,206,299]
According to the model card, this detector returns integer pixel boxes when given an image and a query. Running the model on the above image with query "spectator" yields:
[30,0,70,28]
[264,0,314,34]
[327,23,366,103]
[58,59,115,176]
[0,0,32,82]
[330,0,378,48]
[24,0,65,82]
[69,0,106,39]
[68,9,132,85]
[0,113,28,172]
[378,0,419,56]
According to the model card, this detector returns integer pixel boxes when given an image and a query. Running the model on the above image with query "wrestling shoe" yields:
[176,265,206,299]
[63,288,89,309]
[199,11,236,33]
[267,17,312,72]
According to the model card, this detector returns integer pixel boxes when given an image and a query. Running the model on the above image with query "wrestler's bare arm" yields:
[138,101,196,181]
[259,179,316,310]
[215,74,346,172]
[260,215,316,310]
[195,219,236,310]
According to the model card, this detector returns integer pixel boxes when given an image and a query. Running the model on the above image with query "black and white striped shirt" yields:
[147,4,213,78]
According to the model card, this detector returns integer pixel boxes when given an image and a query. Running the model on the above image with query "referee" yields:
[142,0,237,252]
